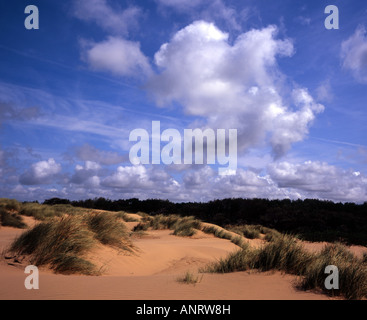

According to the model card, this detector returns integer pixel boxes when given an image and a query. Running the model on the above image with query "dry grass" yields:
[177,271,203,285]
[204,235,367,300]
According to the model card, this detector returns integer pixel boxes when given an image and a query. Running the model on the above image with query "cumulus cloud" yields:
[82,37,152,78]
[341,25,367,83]
[71,161,101,186]
[102,165,180,195]
[147,21,324,158]
[268,161,367,202]
[73,0,142,35]
[20,158,62,185]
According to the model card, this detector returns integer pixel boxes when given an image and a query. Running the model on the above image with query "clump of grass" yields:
[0,198,21,212]
[172,216,201,237]
[202,225,232,240]
[202,225,246,249]
[228,225,261,239]
[254,235,313,275]
[0,208,27,229]
[177,271,203,285]
[83,212,133,252]
[301,243,367,300]
[116,211,140,222]
[204,235,367,300]
[132,214,202,237]
[51,204,88,216]
[203,243,255,273]
[19,203,60,220]
[9,215,98,275]
[7,212,135,275]
[133,222,150,232]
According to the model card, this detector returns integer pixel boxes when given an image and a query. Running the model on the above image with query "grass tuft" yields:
[177,271,203,285]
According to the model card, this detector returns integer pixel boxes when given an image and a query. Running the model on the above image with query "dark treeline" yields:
[43,197,367,246]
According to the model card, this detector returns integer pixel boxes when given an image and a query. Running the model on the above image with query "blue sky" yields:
[0,0,367,203]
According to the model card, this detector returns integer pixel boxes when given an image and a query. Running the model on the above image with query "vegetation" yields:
[177,271,203,285]
[7,211,134,275]
[204,235,367,300]
[46,197,367,246]
[83,211,133,251]
[133,214,202,237]
[0,207,27,229]
[0,198,21,212]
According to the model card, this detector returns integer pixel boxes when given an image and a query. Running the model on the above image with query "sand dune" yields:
[0,216,355,300]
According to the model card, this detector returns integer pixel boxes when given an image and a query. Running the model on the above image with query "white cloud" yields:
[71,161,101,185]
[268,161,367,202]
[73,0,142,35]
[341,25,367,83]
[82,37,152,78]
[147,21,323,158]
[20,158,62,185]
[101,165,180,196]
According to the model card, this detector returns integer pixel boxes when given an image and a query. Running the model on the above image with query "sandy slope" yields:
[1,216,362,300]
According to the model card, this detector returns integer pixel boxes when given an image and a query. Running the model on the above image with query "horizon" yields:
[1,1,367,204]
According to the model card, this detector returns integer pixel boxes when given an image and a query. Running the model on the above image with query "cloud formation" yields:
[147,21,324,158]
[20,158,62,185]
[341,25,367,83]
[82,37,152,78]
[73,0,142,35]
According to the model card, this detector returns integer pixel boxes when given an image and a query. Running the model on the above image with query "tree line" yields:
[43,197,367,246]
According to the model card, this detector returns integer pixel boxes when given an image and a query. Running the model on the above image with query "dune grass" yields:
[133,214,202,237]
[9,215,98,275]
[203,234,367,299]
[83,211,133,252]
[202,225,247,249]
[7,211,134,275]
[300,243,367,300]
[0,207,27,229]
[0,198,22,212]
[115,211,140,222]
[177,271,203,285]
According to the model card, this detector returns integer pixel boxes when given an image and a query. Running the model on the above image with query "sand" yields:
[1,217,363,300]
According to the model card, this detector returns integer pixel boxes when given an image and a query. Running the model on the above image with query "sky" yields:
[0,0,367,203]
